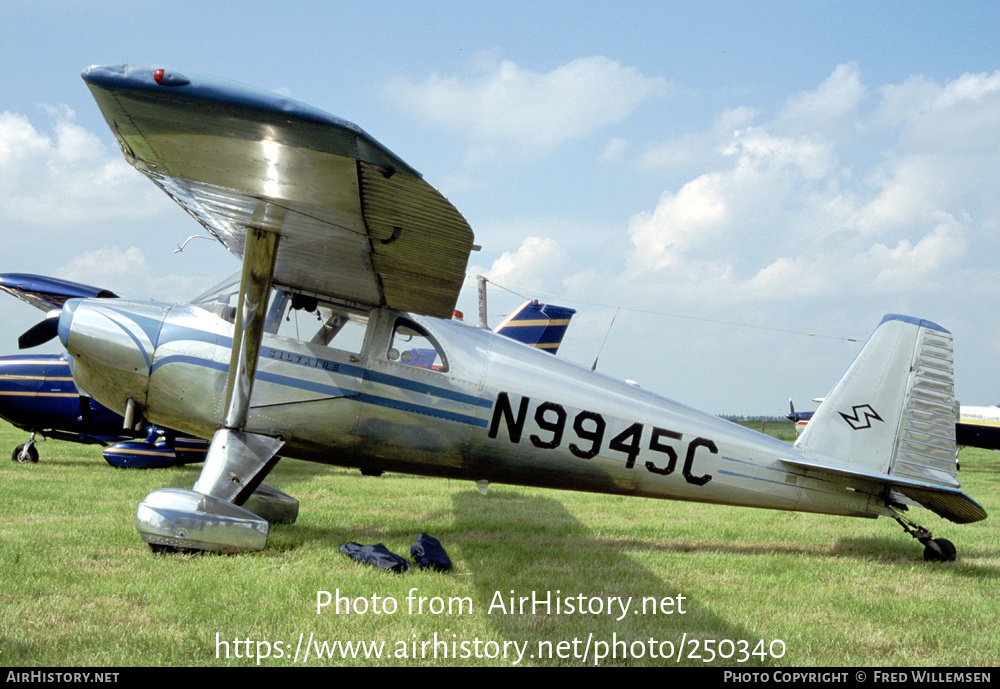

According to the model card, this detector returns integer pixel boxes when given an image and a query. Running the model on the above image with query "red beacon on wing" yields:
[153,68,190,86]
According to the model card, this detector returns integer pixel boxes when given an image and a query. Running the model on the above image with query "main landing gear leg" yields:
[888,508,957,562]
[136,223,286,555]
[136,429,288,554]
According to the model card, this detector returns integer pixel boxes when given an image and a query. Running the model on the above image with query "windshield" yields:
[192,272,369,352]
[191,273,241,322]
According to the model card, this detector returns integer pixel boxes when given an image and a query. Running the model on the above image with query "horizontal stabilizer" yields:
[780,456,986,523]
[894,485,987,524]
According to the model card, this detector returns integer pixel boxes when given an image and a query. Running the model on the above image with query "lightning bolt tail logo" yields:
[839,404,883,430]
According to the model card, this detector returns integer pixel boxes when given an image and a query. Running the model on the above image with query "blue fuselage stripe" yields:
[150,347,489,427]
[357,392,487,427]
[363,369,490,408]
[256,371,352,398]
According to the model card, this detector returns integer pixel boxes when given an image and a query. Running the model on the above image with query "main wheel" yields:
[923,538,957,562]
[12,444,39,464]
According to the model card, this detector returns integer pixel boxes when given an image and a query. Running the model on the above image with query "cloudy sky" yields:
[2,1,999,415]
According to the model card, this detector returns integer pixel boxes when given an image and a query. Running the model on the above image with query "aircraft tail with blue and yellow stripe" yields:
[494,301,576,354]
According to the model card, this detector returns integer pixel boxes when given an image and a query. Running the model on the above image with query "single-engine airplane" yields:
[786,399,817,433]
[11,64,984,561]
[0,271,573,467]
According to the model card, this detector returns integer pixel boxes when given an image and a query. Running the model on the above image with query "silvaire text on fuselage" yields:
[30,63,984,559]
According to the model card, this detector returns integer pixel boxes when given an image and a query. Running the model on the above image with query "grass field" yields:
[1,419,997,667]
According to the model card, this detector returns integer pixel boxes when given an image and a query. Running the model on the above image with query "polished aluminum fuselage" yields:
[60,297,881,519]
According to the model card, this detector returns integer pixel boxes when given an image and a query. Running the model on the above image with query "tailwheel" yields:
[923,538,957,562]
[889,507,958,562]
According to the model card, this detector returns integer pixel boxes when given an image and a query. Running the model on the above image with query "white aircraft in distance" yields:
[956,405,1000,451]
[11,64,984,562]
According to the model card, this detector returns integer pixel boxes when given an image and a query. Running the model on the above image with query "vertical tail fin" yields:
[786,314,985,523]
[795,314,959,488]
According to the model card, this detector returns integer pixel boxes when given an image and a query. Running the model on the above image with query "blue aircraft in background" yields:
[786,399,818,433]
[493,301,576,355]
[0,353,209,467]
[0,274,209,467]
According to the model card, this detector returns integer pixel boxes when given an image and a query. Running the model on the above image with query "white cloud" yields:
[876,70,1000,132]
[627,125,841,283]
[777,62,867,135]
[724,128,838,181]
[638,106,758,176]
[867,213,968,291]
[873,74,941,128]
[600,137,631,163]
[855,155,941,233]
[628,174,728,271]
[617,63,1000,313]
[0,108,167,227]
[864,69,1000,228]
[57,245,210,303]
[59,245,150,288]
[482,236,566,288]
[384,54,668,161]
[743,255,830,300]
[738,214,968,302]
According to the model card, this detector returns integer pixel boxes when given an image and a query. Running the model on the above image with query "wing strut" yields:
[224,222,281,430]
[194,223,285,504]
[136,221,293,553]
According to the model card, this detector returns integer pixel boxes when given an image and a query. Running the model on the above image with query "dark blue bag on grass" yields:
[410,533,452,572]
[338,542,410,573]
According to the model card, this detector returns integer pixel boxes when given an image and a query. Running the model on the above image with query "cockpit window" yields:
[272,293,369,354]
[387,318,448,372]
[192,273,369,353]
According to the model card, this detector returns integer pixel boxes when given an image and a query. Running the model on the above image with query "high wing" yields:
[60,65,986,559]
[81,64,474,318]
